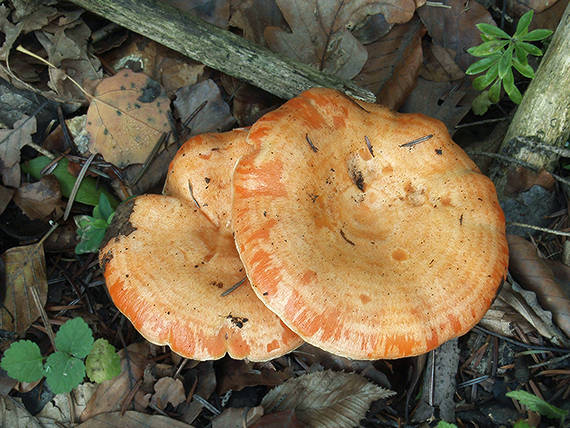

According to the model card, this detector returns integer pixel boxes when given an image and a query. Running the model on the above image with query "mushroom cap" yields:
[232,88,508,359]
[163,128,252,233]
[100,194,302,361]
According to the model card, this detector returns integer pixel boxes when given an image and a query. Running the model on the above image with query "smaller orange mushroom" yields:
[100,130,302,361]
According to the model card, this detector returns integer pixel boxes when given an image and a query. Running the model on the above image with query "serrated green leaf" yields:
[471,91,493,115]
[517,41,543,56]
[476,23,510,39]
[502,68,522,104]
[1,340,44,383]
[515,10,533,37]
[473,63,499,90]
[506,390,568,420]
[86,339,121,383]
[44,352,85,394]
[489,78,502,103]
[467,40,509,57]
[498,45,513,79]
[522,29,553,41]
[21,157,118,208]
[466,55,500,75]
[55,318,94,358]
[512,58,535,78]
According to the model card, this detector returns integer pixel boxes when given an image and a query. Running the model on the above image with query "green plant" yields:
[466,10,553,115]
[1,317,121,394]
[75,193,115,254]
[507,390,568,425]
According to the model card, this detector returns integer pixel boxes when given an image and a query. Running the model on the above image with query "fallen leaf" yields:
[229,0,287,45]
[507,0,561,16]
[151,377,186,410]
[505,167,556,195]
[0,183,14,215]
[77,410,194,428]
[212,406,263,428]
[354,16,425,109]
[420,43,465,82]
[265,0,418,80]
[251,410,303,428]
[173,79,235,135]
[507,234,570,341]
[13,175,64,220]
[167,0,230,27]
[0,395,43,428]
[179,361,217,425]
[80,342,150,421]
[217,359,292,395]
[417,0,495,71]
[85,69,172,168]
[37,383,97,425]
[0,115,36,188]
[261,370,395,428]
[0,243,48,335]
[0,5,24,61]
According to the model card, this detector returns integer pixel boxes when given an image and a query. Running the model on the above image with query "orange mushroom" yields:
[100,130,302,361]
[232,88,508,359]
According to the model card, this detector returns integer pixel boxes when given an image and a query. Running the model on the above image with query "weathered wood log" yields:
[490,2,570,201]
[67,0,375,103]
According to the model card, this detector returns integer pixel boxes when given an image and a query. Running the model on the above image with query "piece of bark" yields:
[66,0,375,103]
[490,2,570,201]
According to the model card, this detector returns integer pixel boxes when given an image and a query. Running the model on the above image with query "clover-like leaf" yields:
[514,10,533,38]
[466,54,501,75]
[55,317,94,359]
[488,78,502,103]
[1,340,44,383]
[44,351,85,394]
[85,339,121,383]
[502,68,522,104]
[467,39,509,57]
[476,23,510,39]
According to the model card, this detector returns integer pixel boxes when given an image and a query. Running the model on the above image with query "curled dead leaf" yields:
[13,175,63,220]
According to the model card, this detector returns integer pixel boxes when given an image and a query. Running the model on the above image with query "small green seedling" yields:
[75,193,115,254]
[506,390,568,426]
[467,10,552,115]
[1,317,120,394]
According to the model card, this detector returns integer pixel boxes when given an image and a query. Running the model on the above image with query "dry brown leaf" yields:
[251,410,303,428]
[261,370,394,428]
[179,361,217,424]
[85,69,172,168]
[420,43,465,82]
[0,5,24,61]
[505,167,556,195]
[229,0,287,45]
[37,383,97,425]
[173,79,235,135]
[212,406,264,428]
[217,359,292,394]
[0,395,43,428]
[102,35,206,97]
[0,183,14,215]
[78,410,194,428]
[167,0,230,27]
[80,342,150,421]
[151,377,186,410]
[0,115,36,188]
[507,234,570,341]
[354,16,425,109]
[265,0,418,80]
[507,0,562,16]
[13,175,63,220]
[0,242,48,335]
[417,0,495,71]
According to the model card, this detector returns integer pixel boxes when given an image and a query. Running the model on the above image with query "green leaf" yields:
[514,10,533,37]
[506,390,568,420]
[98,193,114,221]
[74,211,111,255]
[503,68,522,104]
[515,44,529,63]
[471,91,493,115]
[476,23,510,39]
[75,227,107,254]
[466,55,500,75]
[86,339,121,383]
[473,63,499,90]
[498,45,514,79]
[467,39,509,57]
[522,29,553,41]
[512,58,535,78]
[44,352,85,394]
[513,421,532,428]
[21,156,119,208]
[489,78,502,103]
[55,317,94,359]
[1,340,44,383]
[517,41,544,56]
[436,422,458,428]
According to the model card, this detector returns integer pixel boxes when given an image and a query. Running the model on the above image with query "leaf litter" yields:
[1,1,570,427]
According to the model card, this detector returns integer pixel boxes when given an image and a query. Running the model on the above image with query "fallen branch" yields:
[67,0,375,102]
